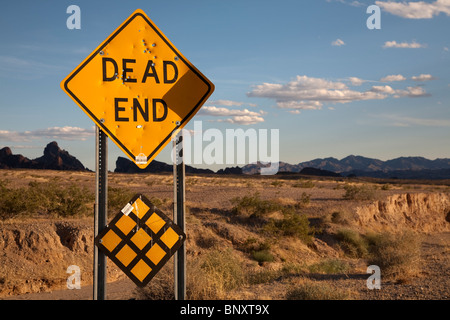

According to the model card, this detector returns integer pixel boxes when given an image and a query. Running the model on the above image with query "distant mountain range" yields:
[242,155,450,179]
[2,143,450,179]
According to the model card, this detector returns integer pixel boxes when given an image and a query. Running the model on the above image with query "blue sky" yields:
[0,0,449,171]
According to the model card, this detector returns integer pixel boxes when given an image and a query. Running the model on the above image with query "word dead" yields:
[102,57,178,123]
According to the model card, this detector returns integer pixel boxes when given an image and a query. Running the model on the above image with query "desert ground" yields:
[0,169,449,300]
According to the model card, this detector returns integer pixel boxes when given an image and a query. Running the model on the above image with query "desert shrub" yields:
[366,231,421,280]
[308,259,350,274]
[286,279,351,300]
[134,262,174,300]
[380,183,391,190]
[270,180,283,187]
[252,250,275,263]
[0,185,30,219]
[293,180,315,188]
[107,187,135,213]
[231,192,281,218]
[342,184,376,201]
[295,192,311,208]
[247,269,281,285]
[264,208,315,244]
[187,249,245,299]
[0,181,93,219]
[335,228,368,258]
[241,237,270,252]
[51,184,93,217]
[330,210,354,225]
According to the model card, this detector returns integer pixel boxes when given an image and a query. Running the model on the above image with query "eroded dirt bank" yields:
[0,218,126,297]
[355,193,450,233]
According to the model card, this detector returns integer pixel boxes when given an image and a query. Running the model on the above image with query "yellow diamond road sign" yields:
[61,9,214,168]
[95,194,186,287]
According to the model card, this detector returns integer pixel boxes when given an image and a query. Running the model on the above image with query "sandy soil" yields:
[0,169,449,300]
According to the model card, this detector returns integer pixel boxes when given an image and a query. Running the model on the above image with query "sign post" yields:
[61,9,214,299]
[93,127,108,300]
[173,131,186,300]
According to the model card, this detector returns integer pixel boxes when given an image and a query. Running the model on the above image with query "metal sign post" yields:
[173,131,186,300]
[93,126,108,300]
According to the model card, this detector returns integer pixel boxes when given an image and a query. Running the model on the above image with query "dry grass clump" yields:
[286,278,353,300]
[366,231,422,281]
[135,249,246,300]
[187,249,246,299]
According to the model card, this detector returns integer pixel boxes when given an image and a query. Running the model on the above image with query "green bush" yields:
[335,228,368,258]
[108,187,135,213]
[264,208,315,244]
[231,192,281,218]
[0,180,94,219]
[252,250,275,263]
[308,259,350,274]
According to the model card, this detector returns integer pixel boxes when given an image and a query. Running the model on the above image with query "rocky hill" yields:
[241,156,450,179]
[0,142,86,171]
[114,156,214,174]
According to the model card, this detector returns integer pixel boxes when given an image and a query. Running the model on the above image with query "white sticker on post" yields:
[121,203,133,216]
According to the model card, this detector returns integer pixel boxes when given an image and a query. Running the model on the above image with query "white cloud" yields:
[216,116,265,125]
[0,126,95,142]
[378,114,450,127]
[331,39,345,46]
[348,77,366,86]
[207,100,257,107]
[411,74,436,81]
[199,106,265,125]
[247,75,387,112]
[380,74,406,82]
[394,86,430,98]
[277,101,323,110]
[247,74,432,113]
[370,85,396,94]
[376,0,450,19]
[327,0,365,7]
[383,40,426,48]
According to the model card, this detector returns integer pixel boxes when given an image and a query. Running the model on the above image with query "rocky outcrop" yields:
[355,193,450,233]
[0,147,37,169]
[216,166,243,175]
[114,156,214,174]
[0,142,86,171]
[34,142,85,170]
